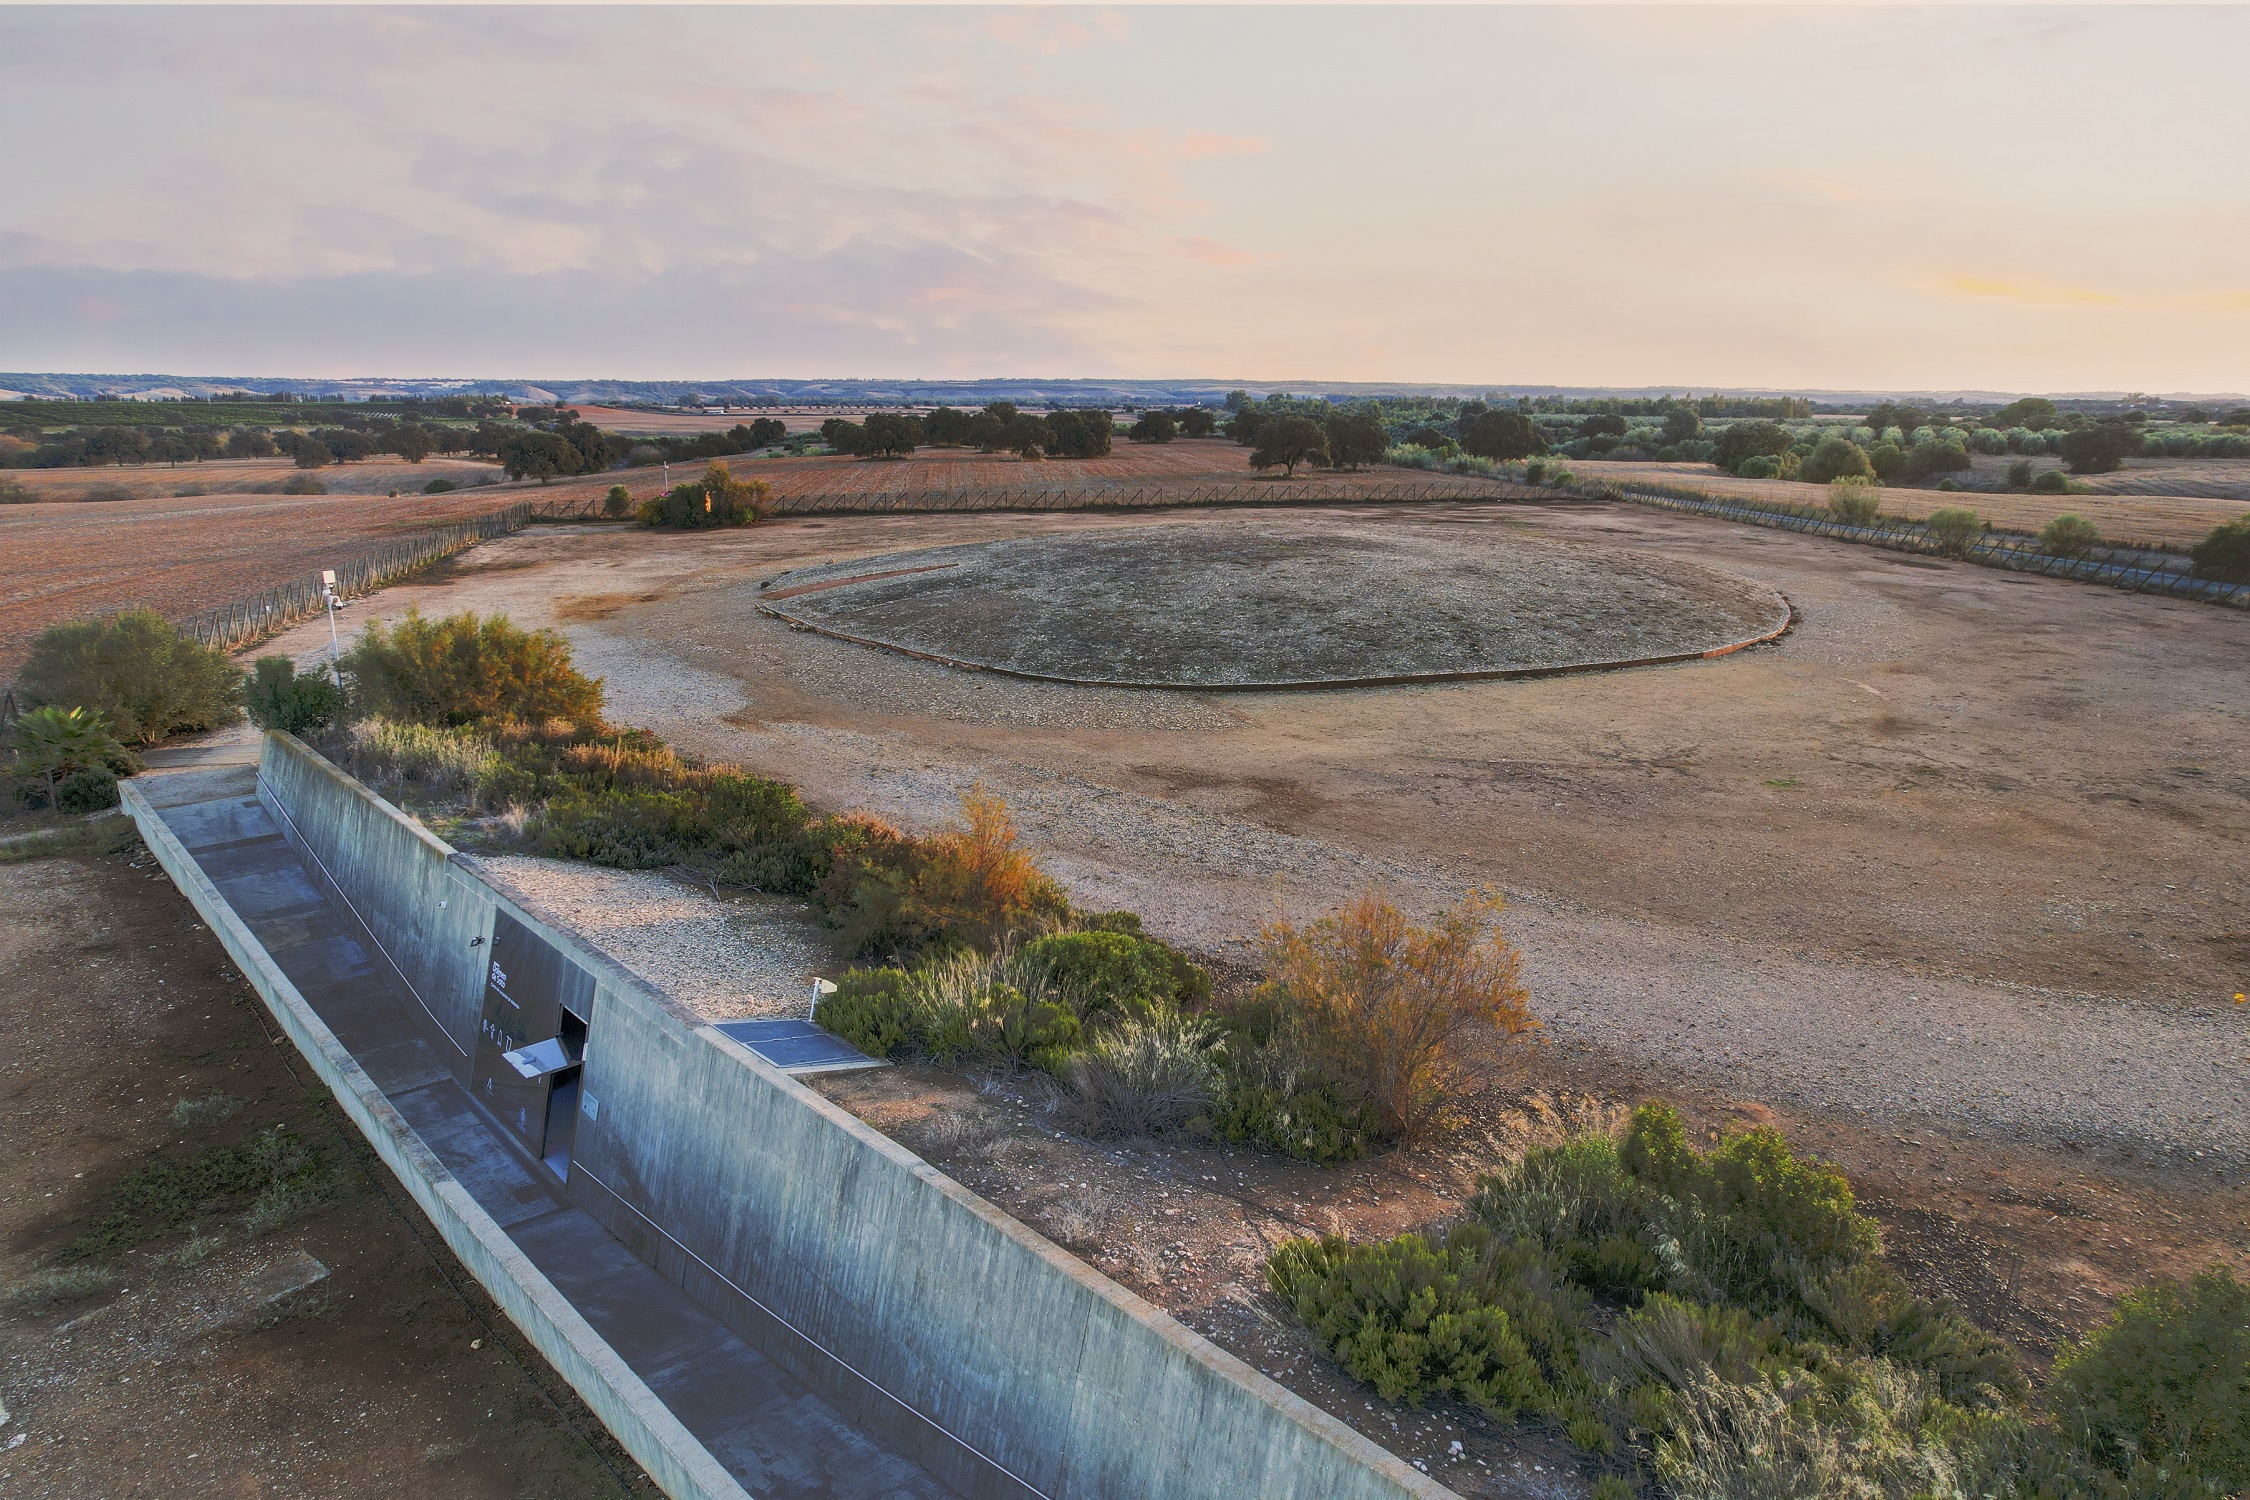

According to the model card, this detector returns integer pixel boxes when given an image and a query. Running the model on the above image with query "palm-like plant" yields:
[11,705,126,808]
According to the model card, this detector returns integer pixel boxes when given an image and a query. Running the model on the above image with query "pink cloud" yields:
[1176,132,1267,159]
[1171,235,1262,269]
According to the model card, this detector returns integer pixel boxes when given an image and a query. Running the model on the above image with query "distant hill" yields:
[2,372,2241,409]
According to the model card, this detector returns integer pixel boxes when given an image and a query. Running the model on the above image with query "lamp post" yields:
[322,569,345,684]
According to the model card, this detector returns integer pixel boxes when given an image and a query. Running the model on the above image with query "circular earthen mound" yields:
[757,522,1791,689]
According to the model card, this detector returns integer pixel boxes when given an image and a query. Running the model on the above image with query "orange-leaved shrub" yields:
[1259,888,1537,1141]
[815,788,1069,958]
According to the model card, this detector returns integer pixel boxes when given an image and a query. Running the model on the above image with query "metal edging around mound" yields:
[755,596,1796,693]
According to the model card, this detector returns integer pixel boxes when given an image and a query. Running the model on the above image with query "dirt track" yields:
[251,498,2250,1176]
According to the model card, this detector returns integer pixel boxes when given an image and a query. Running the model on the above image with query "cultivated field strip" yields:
[171,504,534,652]
[534,476,1517,521]
[1604,485,2249,609]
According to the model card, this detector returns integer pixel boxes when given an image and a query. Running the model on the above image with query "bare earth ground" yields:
[0,440,1483,677]
[221,496,2250,1492]
[1571,456,2250,546]
[1,473,520,677]
[247,501,2250,1159]
[0,831,659,1499]
[762,521,1790,686]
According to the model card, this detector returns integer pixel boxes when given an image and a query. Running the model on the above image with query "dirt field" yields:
[0,442,1491,680]
[1,455,508,503]
[250,502,2250,1151]
[763,522,1790,687]
[1570,457,2250,547]
[191,497,2250,1493]
[0,482,528,678]
[0,827,658,1500]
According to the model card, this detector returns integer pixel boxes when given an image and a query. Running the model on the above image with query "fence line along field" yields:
[0,488,531,677]
[1570,457,2250,547]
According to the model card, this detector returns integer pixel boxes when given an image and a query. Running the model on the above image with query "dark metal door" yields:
[471,910,597,1157]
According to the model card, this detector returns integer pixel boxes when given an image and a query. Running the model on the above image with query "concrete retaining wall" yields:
[257,734,492,1063]
[120,776,750,1500]
[251,731,1452,1500]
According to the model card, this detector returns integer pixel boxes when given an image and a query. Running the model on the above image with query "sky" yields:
[2,5,2247,393]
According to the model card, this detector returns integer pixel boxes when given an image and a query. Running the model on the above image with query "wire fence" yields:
[172,503,534,653]
[527,476,1521,522]
[1589,484,2249,610]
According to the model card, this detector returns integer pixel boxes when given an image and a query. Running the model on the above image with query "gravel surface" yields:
[477,856,837,1020]
[251,504,2250,1178]
[762,521,1791,686]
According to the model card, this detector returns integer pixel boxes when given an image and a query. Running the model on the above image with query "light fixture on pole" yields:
[321,569,345,684]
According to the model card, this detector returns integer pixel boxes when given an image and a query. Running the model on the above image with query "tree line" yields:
[819,403,1114,460]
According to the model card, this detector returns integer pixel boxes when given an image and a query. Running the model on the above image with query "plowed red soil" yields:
[1,488,527,677]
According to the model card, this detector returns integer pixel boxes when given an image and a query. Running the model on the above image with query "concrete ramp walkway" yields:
[132,764,957,1500]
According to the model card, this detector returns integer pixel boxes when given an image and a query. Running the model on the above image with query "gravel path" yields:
[477,856,836,1021]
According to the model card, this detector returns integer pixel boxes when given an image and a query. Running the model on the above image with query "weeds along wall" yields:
[251,730,1449,1500]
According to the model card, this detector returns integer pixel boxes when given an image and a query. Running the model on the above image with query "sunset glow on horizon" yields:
[4,5,2246,394]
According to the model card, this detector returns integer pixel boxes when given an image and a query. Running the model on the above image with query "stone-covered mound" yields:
[757,521,1791,689]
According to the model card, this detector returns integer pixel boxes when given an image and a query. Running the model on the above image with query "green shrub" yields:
[1923,507,1985,557]
[603,484,633,517]
[9,704,135,808]
[1022,928,1207,1021]
[1801,435,1874,484]
[2032,468,2071,494]
[423,478,457,494]
[341,608,604,727]
[637,461,768,528]
[2188,517,2250,583]
[17,608,243,746]
[1472,1104,1882,1317]
[1905,439,1973,482]
[1868,441,1908,481]
[1266,1224,1587,1419]
[1826,476,1882,527]
[526,750,818,890]
[2048,1264,2250,1491]
[54,766,120,813]
[2007,458,2035,489]
[279,474,327,495]
[245,656,345,734]
[817,966,920,1059]
[2062,423,2139,474]
[1711,421,1793,472]
[837,949,1083,1072]
[1736,454,1779,480]
[1969,427,2010,455]
[2039,513,2104,559]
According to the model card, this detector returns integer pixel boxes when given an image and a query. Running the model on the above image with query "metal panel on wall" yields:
[472,909,598,1155]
